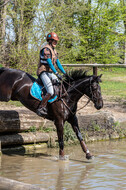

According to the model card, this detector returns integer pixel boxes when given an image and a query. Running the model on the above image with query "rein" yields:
[60,98,90,115]
[62,79,90,101]
[59,79,91,115]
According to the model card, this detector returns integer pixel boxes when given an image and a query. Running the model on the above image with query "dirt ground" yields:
[0,95,126,122]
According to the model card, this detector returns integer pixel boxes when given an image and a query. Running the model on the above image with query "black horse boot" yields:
[37,93,51,116]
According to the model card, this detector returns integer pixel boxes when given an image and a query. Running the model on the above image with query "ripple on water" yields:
[1,139,126,189]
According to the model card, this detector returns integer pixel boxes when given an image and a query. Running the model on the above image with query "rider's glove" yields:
[56,73,63,80]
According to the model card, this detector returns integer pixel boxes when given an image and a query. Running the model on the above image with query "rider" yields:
[37,32,66,114]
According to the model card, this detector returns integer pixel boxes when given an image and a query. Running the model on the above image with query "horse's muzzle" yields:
[95,100,103,110]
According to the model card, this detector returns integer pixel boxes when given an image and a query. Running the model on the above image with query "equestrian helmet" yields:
[46,32,59,41]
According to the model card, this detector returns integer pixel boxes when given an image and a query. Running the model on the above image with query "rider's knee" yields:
[48,89,54,96]
[50,92,54,96]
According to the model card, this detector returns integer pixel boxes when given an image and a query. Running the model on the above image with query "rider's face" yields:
[51,40,57,48]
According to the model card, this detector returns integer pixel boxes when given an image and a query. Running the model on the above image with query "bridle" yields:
[60,77,102,115]
[89,78,103,104]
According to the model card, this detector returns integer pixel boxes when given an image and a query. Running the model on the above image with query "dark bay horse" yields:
[0,67,103,159]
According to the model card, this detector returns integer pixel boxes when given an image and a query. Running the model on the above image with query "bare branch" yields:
[0,0,11,8]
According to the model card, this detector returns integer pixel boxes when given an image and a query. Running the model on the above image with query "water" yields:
[0,139,126,190]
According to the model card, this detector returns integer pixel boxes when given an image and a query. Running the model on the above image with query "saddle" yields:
[30,78,62,103]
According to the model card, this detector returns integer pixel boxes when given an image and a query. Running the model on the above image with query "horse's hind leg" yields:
[68,115,93,160]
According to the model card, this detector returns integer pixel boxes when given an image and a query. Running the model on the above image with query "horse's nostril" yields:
[95,103,103,110]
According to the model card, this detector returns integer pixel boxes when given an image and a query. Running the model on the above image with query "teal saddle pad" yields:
[30,82,57,103]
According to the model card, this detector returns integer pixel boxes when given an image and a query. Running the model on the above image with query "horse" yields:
[0,67,103,159]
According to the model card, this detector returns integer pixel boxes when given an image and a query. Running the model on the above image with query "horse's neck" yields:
[67,78,90,102]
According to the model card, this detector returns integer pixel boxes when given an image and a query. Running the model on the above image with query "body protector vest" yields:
[37,44,58,76]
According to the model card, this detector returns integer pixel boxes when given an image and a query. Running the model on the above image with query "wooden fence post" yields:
[0,141,1,168]
[0,141,1,154]
[93,63,98,76]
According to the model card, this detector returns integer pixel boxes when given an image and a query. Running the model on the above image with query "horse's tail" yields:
[0,67,8,75]
[0,67,12,102]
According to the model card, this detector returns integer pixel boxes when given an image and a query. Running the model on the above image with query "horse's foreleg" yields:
[68,115,93,160]
[55,121,64,158]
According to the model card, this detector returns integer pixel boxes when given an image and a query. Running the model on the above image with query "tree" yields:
[43,0,125,64]
[6,0,38,67]
[120,0,126,64]
[43,0,84,63]
[0,0,8,65]
[75,0,125,64]
[1,0,126,72]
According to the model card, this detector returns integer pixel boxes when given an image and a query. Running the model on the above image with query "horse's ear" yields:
[97,74,102,82]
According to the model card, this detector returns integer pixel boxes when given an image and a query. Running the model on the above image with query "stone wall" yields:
[78,111,126,142]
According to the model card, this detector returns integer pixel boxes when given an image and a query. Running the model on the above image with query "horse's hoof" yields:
[59,155,69,161]
[86,153,94,160]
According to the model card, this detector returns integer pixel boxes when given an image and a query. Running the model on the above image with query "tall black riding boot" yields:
[37,93,51,116]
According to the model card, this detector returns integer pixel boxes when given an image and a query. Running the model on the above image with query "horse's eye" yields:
[92,84,97,90]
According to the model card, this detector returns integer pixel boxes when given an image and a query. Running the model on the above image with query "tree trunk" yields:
[0,110,44,133]
[0,132,50,146]
[0,0,7,61]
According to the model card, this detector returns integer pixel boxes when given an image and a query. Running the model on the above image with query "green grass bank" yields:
[98,67,126,100]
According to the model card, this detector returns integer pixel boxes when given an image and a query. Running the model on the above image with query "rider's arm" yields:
[56,59,66,74]
[42,48,58,74]
[46,59,62,80]
[47,58,58,74]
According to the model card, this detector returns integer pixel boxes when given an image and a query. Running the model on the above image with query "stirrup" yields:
[36,107,47,116]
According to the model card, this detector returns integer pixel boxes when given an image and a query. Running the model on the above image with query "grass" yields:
[64,122,76,142]
[0,101,22,107]
[99,68,126,99]
[100,67,126,76]
[101,80,126,98]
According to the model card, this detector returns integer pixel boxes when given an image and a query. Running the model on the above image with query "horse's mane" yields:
[64,69,90,82]
[63,69,91,90]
